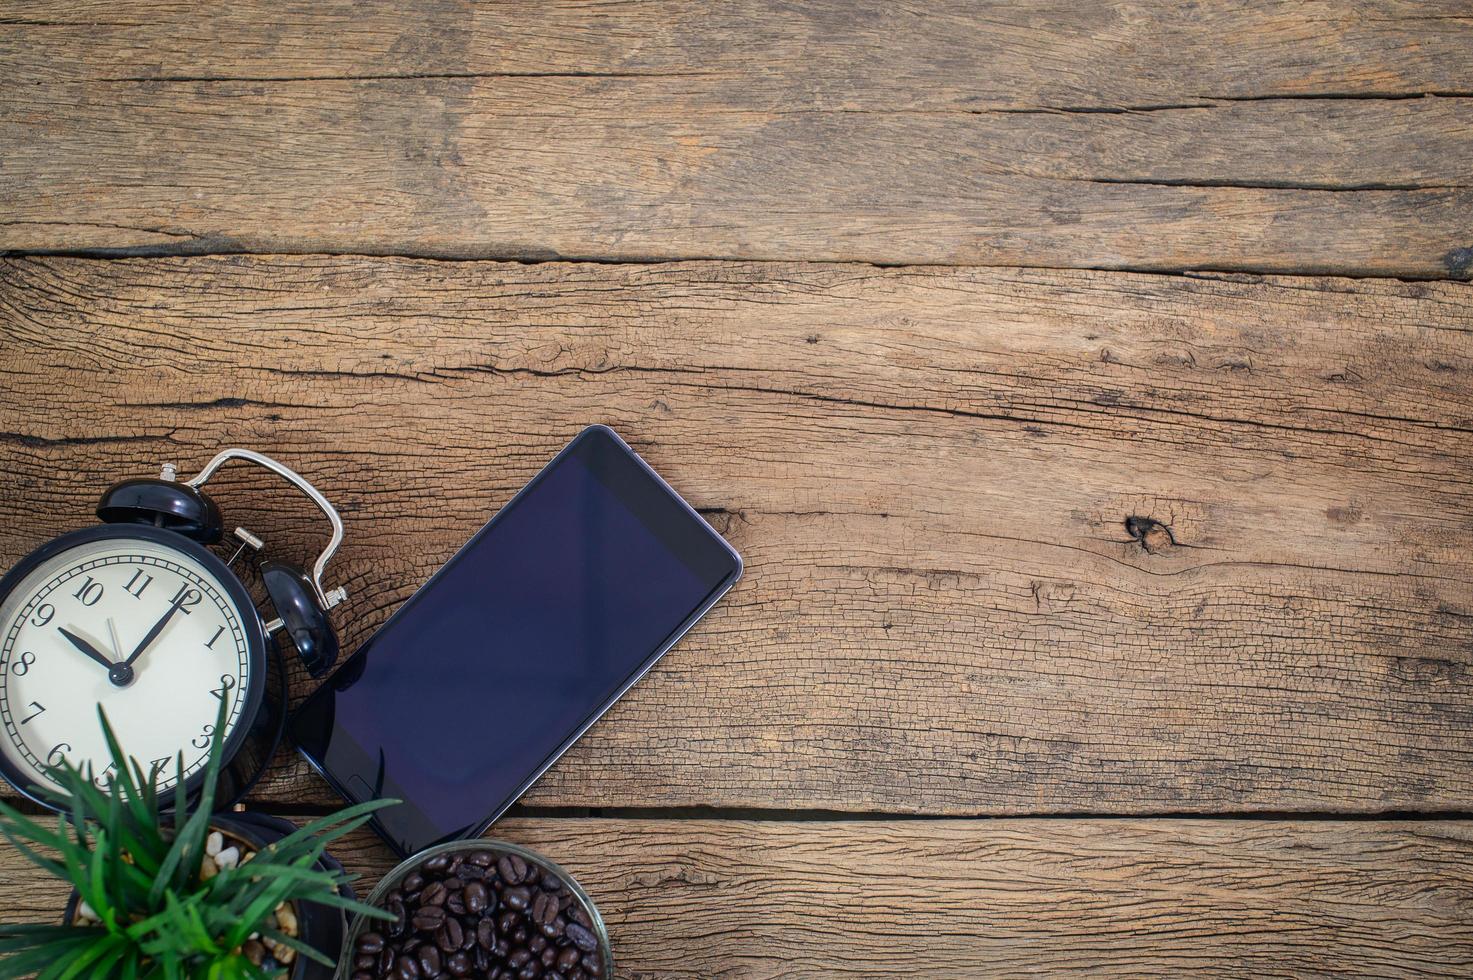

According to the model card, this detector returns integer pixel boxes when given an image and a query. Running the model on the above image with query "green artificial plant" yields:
[0,693,396,980]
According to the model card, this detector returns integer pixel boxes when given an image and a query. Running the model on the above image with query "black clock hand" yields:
[57,627,113,671]
[124,598,186,668]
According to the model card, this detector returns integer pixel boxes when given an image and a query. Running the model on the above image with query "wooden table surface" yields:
[2,2,1472,976]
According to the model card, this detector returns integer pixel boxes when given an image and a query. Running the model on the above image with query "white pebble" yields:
[76,900,97,922]
[215,846,240,870]
[206,832,223,857]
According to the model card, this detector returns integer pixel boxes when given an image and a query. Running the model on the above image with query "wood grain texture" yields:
[0,255,1470,814]
[2,817,1471,977]
[2,1,1471,274]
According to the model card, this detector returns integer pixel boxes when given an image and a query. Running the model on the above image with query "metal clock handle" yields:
[176,449,347,610]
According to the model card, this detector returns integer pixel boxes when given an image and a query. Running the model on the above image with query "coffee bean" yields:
[421,881,448,906]
[418,946,441,976]
[528,934,547,954]
[379,948,395,973]
[465,880,490,913]
[540,944,557,967]
[531,891,558,926]
[556,947,580,972]
[498,910,519,935]
[411,906,446,931]
[503,886,531,912]
[469,850,495,867]
[542,915,566,940]
[424,854,451,874]
[508,947,532,969]
[547,973,566,980]
[565,922,597,954]
[477,919,496,950]
[396,954,421,979]
[580,951,601,973]
[568,904,592,929]
[438,917,464,952]
[352,973,372,980]
[447,951,472,977]
[356,931,385,954]
[455,862,485,881]
[498,854,528,884]
[512,924,529,945]
[518,962,543,980]
[402,872,425,893]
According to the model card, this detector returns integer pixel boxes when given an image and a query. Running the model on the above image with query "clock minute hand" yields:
[57,627,114,671]
[124,599,186,668]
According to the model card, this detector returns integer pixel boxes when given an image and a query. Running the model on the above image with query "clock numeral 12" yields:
[123,569,153,599]
[72,576,103,607]
[169,583,202,614]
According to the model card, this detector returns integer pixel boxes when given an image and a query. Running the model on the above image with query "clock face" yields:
[0,532,256,796]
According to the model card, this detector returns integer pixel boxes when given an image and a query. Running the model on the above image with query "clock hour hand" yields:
[123,597,186,669]
[57,626,114,671]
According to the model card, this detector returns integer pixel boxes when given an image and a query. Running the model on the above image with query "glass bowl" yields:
[336,839,613,980]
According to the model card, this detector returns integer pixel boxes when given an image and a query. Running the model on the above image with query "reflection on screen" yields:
[328,449,722,842]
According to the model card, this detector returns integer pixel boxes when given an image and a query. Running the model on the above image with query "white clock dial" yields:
[0,536,253,794]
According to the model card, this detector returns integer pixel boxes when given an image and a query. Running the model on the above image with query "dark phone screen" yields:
[290,428,740,854]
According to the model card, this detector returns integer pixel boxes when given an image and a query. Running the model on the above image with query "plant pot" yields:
[65,812,353,980]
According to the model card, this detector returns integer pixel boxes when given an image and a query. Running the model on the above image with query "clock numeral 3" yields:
[72,576,104,607]
[123,569,154,599]
[4,651,36,677]
[191,724,214,749]
[46,742,70,767]
[29,604,54,627]
[20,701,45,724]
[169,583,202,614]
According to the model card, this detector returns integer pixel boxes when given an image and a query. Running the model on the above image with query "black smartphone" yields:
[288,425,742,855]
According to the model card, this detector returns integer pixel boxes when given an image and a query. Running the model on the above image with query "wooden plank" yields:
[2,817,1471,976]
[0,255,1470,813]
[2,2,1471,274]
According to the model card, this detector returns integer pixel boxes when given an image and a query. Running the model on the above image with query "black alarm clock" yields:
[0,448,348,809]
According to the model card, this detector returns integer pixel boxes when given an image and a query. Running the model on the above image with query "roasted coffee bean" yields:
[351,973,372,980]
[412,906,446,931]
[540,944,557,967]
[446,892,466,916]
[498,854,528,884]
[541,915,566,940]
[447,951,472,977]
[474,946,491,971]
[439,917,465,952]
[512,924,529,945]
[507,947,532,969]
[403,872,425,893]
[555,947,580,972]
[354,954,374,970]
[396,954,421,979]
[379,947,395,973]
[455,862,485,882]
[424,854,451,875]
[469,850,495,867]
[357,931,385,954]
[503,886,531,912]
[498,910,519,934]
[568,904,592,929]
[528,934,547,954]
[547,973,566,980]
[422,881,448,906]
[465,880,490,913]
[524,863,541,886]
[477,919,496,950]
[531,891,558,926]
[565,922,598,954]
[518,962,543,980]
[580,950,601,973]
[417,946,442,976]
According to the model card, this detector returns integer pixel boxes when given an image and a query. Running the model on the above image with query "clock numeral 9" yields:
[72,576,104,607]
[2,651,37,677]
[29,604,55,627]
[46,743,70,767]
[191,724,215,749]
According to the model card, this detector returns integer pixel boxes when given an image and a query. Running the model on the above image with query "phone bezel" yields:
[288,424,742,855]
